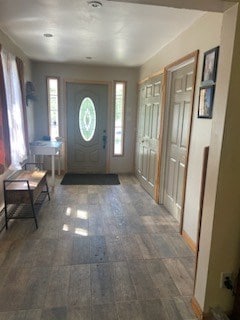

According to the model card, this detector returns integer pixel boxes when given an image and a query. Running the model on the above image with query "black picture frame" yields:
[198,86,215,119]
[201,46,219,84]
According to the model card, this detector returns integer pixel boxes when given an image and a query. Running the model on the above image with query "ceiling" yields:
[0,0,204,67]
[108,0,235,13]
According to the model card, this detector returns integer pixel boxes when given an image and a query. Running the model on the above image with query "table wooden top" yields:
[4,170,47,191]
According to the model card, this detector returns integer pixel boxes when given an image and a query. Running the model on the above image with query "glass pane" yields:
[114,82,125,156]
[114,128,123,155]
[116,83,124,96]
[48,77,59,139]
[79,97,96,142]
[49,79,58,94]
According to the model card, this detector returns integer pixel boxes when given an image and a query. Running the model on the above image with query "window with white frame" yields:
[113,81,126,156]
[47,77,59,139]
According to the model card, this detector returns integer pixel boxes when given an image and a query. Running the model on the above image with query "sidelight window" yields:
[113,81,126,156]
[47,77,59,139]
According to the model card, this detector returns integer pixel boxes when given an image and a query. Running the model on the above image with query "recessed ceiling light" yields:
[88,1,103,8]
[43,33,53,38]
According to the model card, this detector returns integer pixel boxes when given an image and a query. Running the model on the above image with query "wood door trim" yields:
[154,70,167,202]
[138,69,164,85]
[64,79,112,173]
[165,50,199,71]
[133,84,140,176]
[138,76,149,85]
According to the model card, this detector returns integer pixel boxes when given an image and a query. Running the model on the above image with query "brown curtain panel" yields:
[0,44,11,173]
[16,57,29,154]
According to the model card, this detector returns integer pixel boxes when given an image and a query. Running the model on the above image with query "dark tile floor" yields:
[0,174,197,319]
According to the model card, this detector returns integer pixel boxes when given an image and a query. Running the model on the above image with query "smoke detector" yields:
[43,33,53,38]
[88,1,103,8]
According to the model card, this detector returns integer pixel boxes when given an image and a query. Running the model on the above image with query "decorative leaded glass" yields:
[79,97,96,141]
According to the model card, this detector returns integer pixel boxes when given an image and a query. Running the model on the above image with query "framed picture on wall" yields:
[202,46,219,84]
[198,86,215,119]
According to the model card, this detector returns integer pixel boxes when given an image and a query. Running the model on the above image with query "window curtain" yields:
[0,45,11,174]
[1,48,27,169]
[0,104,5,174]
[16,57,29,150]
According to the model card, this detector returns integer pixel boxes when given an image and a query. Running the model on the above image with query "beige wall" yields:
[140,6,240,313]
[139,6,240,314]
[195,4,240,313]
[32,62,139,173]
[140,12,223,245]
[0,29,33,208]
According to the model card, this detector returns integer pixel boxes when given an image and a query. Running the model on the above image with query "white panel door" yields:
[66,82,108,173]
[163,63,194,222]
[136,75,162,197]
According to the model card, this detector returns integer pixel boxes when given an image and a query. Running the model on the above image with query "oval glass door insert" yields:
[79,97,96,141]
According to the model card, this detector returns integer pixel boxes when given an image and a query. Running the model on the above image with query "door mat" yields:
[60,173,120,185]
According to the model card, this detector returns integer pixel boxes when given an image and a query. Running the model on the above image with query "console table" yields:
[29,140,62,185]
[3,170,50,229]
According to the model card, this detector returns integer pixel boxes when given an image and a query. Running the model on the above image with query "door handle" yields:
[103,131,107,149]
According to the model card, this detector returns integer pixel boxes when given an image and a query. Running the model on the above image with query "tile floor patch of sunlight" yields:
[62,224,69,232]
[65,207,71,216]
[75,228,88,236]
[62,223,88,236]
[76,210,88,220]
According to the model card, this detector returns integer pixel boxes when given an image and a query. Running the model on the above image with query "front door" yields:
[136,74,162,198]
[66,82,108,173]
[163,63,194,222]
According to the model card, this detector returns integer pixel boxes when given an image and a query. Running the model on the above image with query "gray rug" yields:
[60,173,120,185]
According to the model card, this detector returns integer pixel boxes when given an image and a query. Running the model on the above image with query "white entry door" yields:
[66,82,108,173]
[163,63,194,222]
[136,74,162,197]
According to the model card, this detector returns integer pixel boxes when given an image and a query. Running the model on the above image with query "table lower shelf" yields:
[4,190,50,229]
[3,170,51,229]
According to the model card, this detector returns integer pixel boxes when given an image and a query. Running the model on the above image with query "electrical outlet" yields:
[220,272,232,289]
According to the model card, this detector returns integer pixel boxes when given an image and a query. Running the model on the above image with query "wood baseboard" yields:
[191,297,203,319]
[182,230,197,253]
[191,297,231,320]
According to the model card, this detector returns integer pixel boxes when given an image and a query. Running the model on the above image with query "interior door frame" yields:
[156,50,199,232]
[63,79,112,173]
